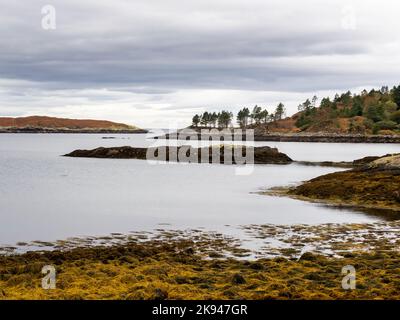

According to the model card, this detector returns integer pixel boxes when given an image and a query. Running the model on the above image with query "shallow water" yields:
[0,133,399,246]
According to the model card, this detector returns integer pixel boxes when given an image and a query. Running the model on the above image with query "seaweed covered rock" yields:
[2,234,400,299]
[289,154,400,211]
[65,146,148,159]
[366,154,400,171]
[352,156,381,166]
[64,145,292,165]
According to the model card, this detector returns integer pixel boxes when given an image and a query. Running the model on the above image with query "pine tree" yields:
[192,114,200,127]
[392,85,400,108]
[274,103,285,120]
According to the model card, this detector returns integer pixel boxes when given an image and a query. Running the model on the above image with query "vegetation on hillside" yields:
[294,86,400,134]
[190,85,400,134]
[192,110,234,128]
[192,104,286,129]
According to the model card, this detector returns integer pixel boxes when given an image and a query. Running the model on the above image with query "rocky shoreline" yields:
[154,131,400,143]
[64,145,293,164]
[0,127,148,134]
[267,154,400,212]
[253,133,400,143]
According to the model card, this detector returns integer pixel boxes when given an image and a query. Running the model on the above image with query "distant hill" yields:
[0,116,145,132]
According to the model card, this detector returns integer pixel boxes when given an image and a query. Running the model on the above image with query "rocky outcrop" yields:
[66,146,148,159]
[352,156,382,166]
[252,146,292,164]
[366,154,400,171]
[64,145,293,164]
[287,154,400,211]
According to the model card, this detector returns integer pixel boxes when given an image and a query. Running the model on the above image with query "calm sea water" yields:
[0,132,399,246]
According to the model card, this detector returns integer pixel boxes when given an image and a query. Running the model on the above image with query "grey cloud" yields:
[0,0,399,127]
[0,0,386,93]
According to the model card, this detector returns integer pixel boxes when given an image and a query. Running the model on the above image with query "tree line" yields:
[191,103,286,128]
[295,85,400,133]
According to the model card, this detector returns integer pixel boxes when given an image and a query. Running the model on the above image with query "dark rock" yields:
[298,252,318,261]
[153,288,168,300]
[184,247,194,255]
[253,146,292,164]
[231,273,246,285]
[64,145,293,164]
[393,191,400,203]
[249,262,264,270]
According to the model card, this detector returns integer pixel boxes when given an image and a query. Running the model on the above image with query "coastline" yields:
[154,130,400,143]
[1,134,399,300]
[264,154,400,213]
[0,127,149,134]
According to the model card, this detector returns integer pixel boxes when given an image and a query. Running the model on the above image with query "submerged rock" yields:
[64,145,293,164]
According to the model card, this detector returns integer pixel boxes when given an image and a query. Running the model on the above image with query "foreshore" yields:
[1,223,400,300]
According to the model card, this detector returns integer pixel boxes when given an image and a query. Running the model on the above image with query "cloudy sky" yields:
[1,0,400,128]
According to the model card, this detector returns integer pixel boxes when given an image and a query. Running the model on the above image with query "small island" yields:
[64,145,293,164]
[0,116,148,134]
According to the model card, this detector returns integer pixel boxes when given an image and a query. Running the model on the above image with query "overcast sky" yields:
[1,0,400,128]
